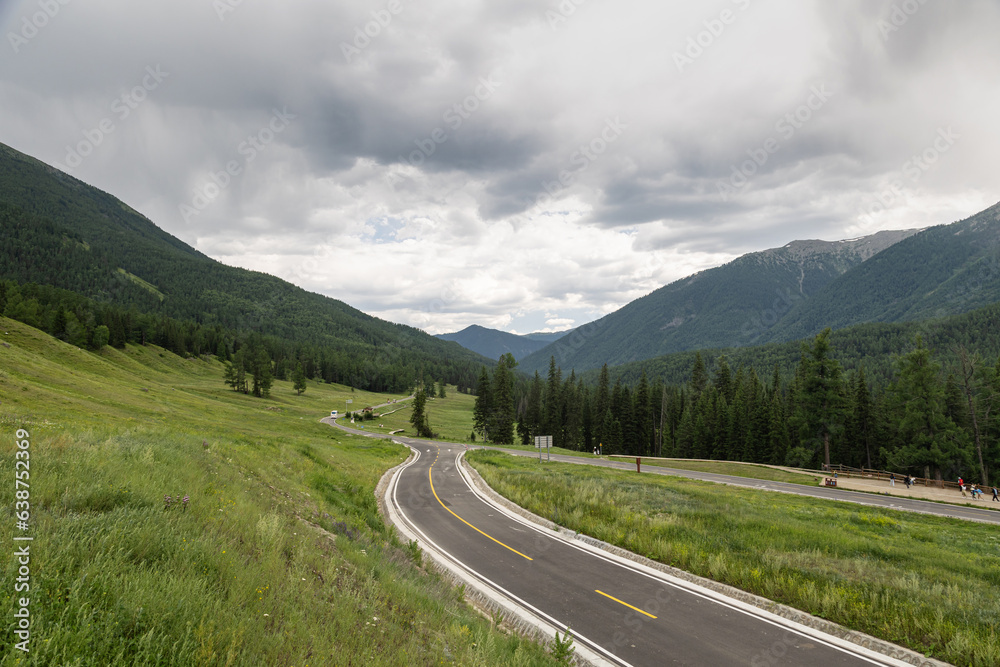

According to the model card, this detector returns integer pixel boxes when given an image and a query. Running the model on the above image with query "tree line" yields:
[0,278,479,396]
[473,329,999,485]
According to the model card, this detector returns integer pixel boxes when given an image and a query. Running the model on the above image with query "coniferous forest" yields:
[474,327,1000,486]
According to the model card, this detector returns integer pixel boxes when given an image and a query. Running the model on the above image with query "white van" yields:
[331,410,339,418]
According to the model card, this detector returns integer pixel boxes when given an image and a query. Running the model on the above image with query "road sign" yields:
[534,435,552,462]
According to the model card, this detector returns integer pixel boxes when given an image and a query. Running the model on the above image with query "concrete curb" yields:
[459,453,952,667]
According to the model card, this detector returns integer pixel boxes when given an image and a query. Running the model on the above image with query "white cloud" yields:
[1,0,998,335]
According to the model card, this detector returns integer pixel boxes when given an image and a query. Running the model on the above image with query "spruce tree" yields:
[794,328,845,469]
[887,336,970,481]
[472,366,492,441]
[488,354,517,445]
[410,388,433,437]
[292,362,307,395]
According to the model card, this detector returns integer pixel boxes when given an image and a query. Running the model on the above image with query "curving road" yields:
[326,418,932,666]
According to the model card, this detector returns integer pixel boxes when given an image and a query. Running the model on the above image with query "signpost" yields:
[535,435,552,462]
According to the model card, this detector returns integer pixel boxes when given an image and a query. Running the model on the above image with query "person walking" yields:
[993,486,998,502]
[889,473,895,487]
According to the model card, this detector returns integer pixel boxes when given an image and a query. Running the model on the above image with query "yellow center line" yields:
[428,462,533,561]
[595,590,658,619]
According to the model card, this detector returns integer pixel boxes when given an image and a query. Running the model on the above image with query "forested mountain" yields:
[584,299,1000,391]
[761,202,1000,342]
[0,142,489,391]
[520,229,918,374]
[436,324,567,360]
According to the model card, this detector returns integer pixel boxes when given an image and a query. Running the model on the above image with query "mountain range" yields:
[435,325,567,361]
[510,203,999,375]
[3,139,998,387]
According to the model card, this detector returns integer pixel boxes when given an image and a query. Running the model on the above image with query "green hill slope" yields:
[0,316,560,665]
[0,142,488,391]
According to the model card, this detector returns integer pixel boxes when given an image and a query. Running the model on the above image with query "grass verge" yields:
[0,318,562,666]
[631,458,824,485]
[466,449,1000,667]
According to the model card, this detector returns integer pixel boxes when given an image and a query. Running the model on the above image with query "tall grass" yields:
[467,449,1000,667]
[0,318,561,666]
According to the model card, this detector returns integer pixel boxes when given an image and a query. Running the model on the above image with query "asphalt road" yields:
[489,448,1000,526]
[328,418,920,666]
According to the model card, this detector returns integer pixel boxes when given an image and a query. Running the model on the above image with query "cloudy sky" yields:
[2,1,998,334]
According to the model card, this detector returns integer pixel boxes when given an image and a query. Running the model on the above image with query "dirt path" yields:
[829,474,999,509]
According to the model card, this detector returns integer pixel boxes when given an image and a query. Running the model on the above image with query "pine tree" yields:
[519,371,544,445]
[887,336,970,481]
[594,364,611,447]
[292,361,307,395]
[473,366,492,441]
[955,347,995,485]
[488,354,517,445]
[246,337,274,398]
[224,348,249,394]
[690,352,708,398]
[410,388,433,437]
[845,367,875,469]
[714,355,733,403]
[634,372,652,456]
[794,328,845,469]
[766,387,789,465]
[544,357,562,446]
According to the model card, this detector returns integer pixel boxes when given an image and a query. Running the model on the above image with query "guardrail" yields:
[827,464,972,491]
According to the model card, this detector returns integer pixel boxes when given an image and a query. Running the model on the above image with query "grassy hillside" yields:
[0,317,561,666]
[343,388,476,444]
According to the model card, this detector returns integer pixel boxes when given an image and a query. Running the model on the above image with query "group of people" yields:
[888,473,916,488]
[958,477,999,501]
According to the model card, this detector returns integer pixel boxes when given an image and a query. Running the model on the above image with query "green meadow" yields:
[343,389,477,444]
[0,317,564,666]
[466,449,1000,667]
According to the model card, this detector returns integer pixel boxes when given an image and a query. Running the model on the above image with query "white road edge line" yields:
[386,442,626,667]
